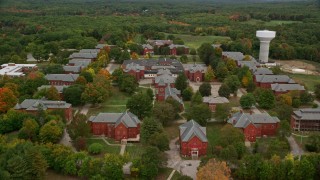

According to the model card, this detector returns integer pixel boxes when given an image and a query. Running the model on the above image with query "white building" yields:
[0,63,37,77]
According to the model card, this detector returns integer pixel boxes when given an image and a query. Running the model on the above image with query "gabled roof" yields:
[63,66,81,73]
[238,61,260,71]
[203,96,229,104]
[227,112,280,128]
[157,68,172,75]
[38,85,69,93]
[14,99,71,111]
[147,39,173,46]
[88,111,140,127]
[165,86,183,105]
[45,74,79,82]
[68,58,92,64]
[155,74,176,84]
[122,59,184,74]
[95,44,117,49]
[253,68,273,75]
[79,49,100,53]
[222,51,244,61]
[69,52,97,59]
[168,44,189,49]
[179,120,207,142]
[183,64,206,73]
[255,75,295,83]
[142,44,153,50]
[123,62,145,72]
[271,83,305,92]
[293,108,320,121]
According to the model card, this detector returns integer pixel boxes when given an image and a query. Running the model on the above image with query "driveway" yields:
[287,135,304,157]
[106,63,120,73]
[189,81,222,97]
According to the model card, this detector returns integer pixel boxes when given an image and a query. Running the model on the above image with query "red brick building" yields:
[228,112,280,142]
[142,44,154,55]
[254,75,295,88]
[179,120,208,157]
[168,44,189,55]
[203,96,229,112]
[184,64,206,82]
[14,99,72,121]
[45,74,79,86]
[123,62,145,81]
[291,108,320,131]
[37,85,69,100]
[271,83,305,95]
[88,111,141,141]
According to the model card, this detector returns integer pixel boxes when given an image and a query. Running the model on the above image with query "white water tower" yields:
[256,30,276,63]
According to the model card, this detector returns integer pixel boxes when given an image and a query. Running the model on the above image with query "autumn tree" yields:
[67,113,91,140]
[81,83,109,105]
[197,159,231,180]
[131,52,139,60]
[75,76,87,86]
[47,86,61,100]
[18,118,39,141]
[0,87,18,113]
[39,120,63,143]
[4,83,19,97]
[204,65,215,82]
[225,58,237,72]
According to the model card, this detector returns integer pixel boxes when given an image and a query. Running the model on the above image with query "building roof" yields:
[157,68,172,75]
[79,49,100,53]
[63,66,81,73]
[45,74,79,82]
[38,85,69,93]
[165,86,183,105]
[0,63,37,77]
[68,58,92,64]
[293,108,320,121]
[123,62,145,72]
[183,64,206,73]
[123,59,184,74]
[203,96,229,104]
[14,99,71,111]
[179,120,208,142]
[88,111,140,128]
[255,75,295,83]
[238,60,260,71]
[168,44,189,49]
[227,112,280,128]
[222,51,244,61]
[253,68,273,75]
[155,74,176,84]
[69,52,97,59]
[95,44,117,49]
[142,44,153,50]
[147,39,173,46]
[271,83,305,92]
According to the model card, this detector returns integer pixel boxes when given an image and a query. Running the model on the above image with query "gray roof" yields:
[123,59,184,74]
[14,99,71,111]
[271,83,305,92]
[212,44,221,48]
[293,108,320,121]
[183,64,206,73]
[222,51,244,61]
[157,68,172,75]
[38,85,69,93]
[238,61,260,71]
[123,62,145,72]
[69,52,97,59]
[203,96,229,104]
[142,44,153,50]
[227,112,280,128]
[179,120,207,142]
[147,39,173,46]
[155,74,176,84]
[79,49,100,53]
[255,75,295,83]
[165,86,183,104]
[68,58,92,64]
[95,44,117,49]
[168,44,189,49]
[63,66,81,73]
[253,68,273,75]
[45,74,79,82]
[88,111,140,128]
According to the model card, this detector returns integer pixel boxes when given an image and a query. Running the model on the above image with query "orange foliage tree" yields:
[197,159,231,180]
[0,87,18,113]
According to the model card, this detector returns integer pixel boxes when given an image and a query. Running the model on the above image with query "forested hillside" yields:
[0,0,319,63]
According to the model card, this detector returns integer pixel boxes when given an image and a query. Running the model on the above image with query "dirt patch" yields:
[275,60,319,75]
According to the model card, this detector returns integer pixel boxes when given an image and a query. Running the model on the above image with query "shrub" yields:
[88,143,103,154]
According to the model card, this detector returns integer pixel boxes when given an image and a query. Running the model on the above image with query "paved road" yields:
[59,128,76,152]
[80,103,91,115]
[287,135,304,156]
[165,137,182,170]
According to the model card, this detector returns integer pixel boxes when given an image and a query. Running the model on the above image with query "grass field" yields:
[164,123,182,140]
[87,138,121,154]
[125,144,147,160]
[242,19,302,26]
[286,73,320,91]
[165,33,231,49]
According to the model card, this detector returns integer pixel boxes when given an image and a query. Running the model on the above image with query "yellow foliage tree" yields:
[197,159,231,180]
[279,94,292,106]
[226,58,237,71]
[131,52,139,60]
[98,69,111,80]
[86,68,95,78]
[242,76,249,87]
[204,65,215,82]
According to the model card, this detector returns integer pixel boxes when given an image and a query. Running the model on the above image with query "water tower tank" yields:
[256,30,276,63]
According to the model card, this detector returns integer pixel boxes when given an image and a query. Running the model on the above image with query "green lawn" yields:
[156,167,175,180]
[206,123,225,152]
[87,138,121,154]
[285,73,320,91]
[164,33,231,49]
[254,137,290,158]
[125,144,147,160]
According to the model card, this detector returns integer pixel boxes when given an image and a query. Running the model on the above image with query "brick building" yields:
[254,75,295,88]
[45,74,79,86]
[14,99,72,121]
[271,83,305,95]
[89,111,141,141]
[179,120,208,157]
[37,85,69,100]
[291,108,320,131]
[203,96,229,112]
[183,64,206,82]
[228,111,280,142]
